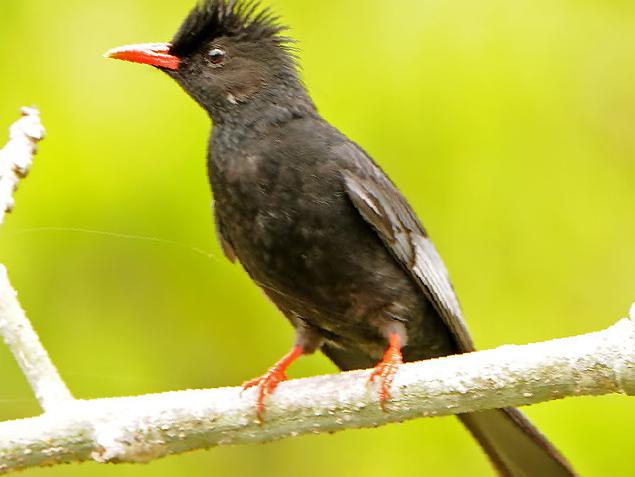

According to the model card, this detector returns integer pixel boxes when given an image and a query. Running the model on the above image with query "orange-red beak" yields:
[104,42,180,70]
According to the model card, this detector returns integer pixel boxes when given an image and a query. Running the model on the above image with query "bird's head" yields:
[105,0,313,123]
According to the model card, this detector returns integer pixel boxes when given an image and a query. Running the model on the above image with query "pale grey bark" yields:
[0,108,633,474]
[0,108,73,412]
[0,306,633,473]
[0,265,74,411]
[0,107,45,224]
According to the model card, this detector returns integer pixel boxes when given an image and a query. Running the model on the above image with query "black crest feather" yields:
[171,0,288,56]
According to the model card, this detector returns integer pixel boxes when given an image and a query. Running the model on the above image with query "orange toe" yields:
[368,333,403,411]
[242,345,303,422]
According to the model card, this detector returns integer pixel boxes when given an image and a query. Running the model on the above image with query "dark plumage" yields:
[106,1,578,476]
[171,0,288,56]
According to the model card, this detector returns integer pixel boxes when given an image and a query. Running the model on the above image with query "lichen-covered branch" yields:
[0,107,45,224]
[0,265,74,411]
[0,306,633,473]
[0,109,633,474]
[0,108,73,412]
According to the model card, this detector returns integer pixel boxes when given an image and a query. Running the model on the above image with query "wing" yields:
[213,201,236,263]
[341,148,474,352]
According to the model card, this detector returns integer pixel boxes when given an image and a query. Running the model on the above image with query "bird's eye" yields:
[208,48,226,66]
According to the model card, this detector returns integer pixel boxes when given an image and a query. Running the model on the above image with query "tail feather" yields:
[459,408,577,477]
[321,344,577,476]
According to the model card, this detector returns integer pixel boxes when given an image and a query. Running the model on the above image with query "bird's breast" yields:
[211,146,395,314]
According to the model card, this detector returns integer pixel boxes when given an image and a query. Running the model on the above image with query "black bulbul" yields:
[106,1,577,475]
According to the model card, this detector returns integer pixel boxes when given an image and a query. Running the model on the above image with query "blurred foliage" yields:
[1,0,634,476]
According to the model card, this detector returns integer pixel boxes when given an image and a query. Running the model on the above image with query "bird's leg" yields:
[369,332,404,411]
[242,345,304,422]
[242,323,322,422]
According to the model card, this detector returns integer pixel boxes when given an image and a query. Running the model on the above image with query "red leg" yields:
[369,333,403,411]
[242,345,304,422]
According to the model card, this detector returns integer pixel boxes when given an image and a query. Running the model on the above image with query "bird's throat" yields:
[209,83,317,130]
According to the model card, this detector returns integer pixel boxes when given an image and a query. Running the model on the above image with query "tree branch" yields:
[0,107,45,224]
[0,108,73,413]
[0,305,633,473]
[0,265,74,411]
[0,109,633,474]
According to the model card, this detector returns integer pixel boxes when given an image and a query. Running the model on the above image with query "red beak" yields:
[104,42,180,70]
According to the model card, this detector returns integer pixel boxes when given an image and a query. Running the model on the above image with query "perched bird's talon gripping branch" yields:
[368,333,404,411]
[242,345,304,423]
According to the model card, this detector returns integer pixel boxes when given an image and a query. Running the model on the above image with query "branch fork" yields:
[0,108,633,474]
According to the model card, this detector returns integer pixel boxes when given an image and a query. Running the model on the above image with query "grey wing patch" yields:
[212,201,236,263]
[411,234,474,351]
[343,170,474,352]
[343,173,416,265]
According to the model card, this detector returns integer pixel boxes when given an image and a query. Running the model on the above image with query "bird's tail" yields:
[458,408,577,477]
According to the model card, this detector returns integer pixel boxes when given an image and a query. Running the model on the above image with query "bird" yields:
[105,1,577,475]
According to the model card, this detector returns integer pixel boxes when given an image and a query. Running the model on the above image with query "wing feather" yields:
[342,158,474,352]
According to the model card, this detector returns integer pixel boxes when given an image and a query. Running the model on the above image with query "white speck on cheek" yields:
[226,93,238,105]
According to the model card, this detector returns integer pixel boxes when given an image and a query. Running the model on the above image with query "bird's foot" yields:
[242,345,303,423]
[369,333,403,411]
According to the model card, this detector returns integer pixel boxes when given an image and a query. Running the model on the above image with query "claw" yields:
[242,345,303,423]
[368,333,403,411]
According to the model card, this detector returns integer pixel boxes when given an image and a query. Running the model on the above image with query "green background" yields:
[1,0,634,475]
